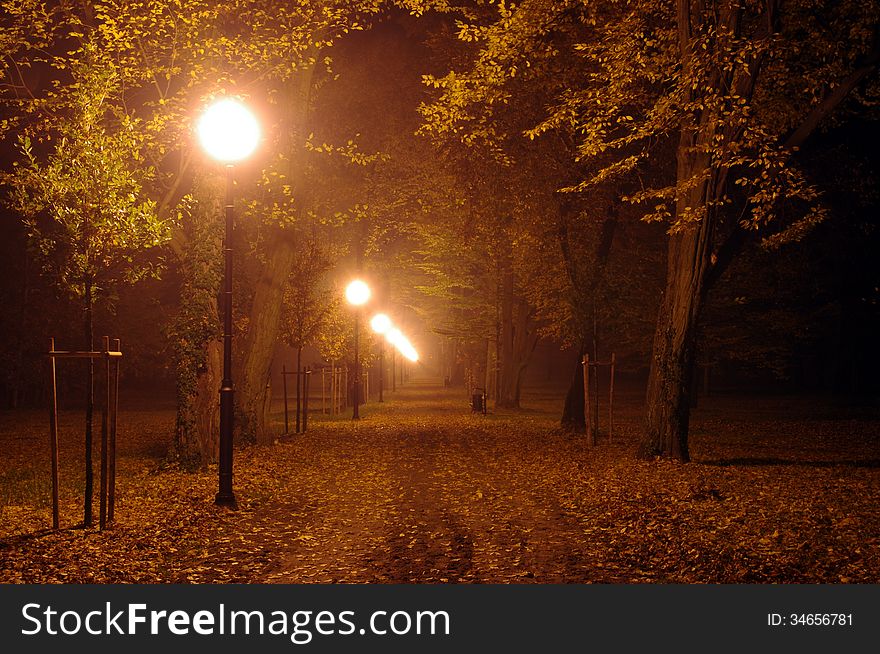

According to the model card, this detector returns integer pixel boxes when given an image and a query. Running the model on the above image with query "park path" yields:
[3,377,877,583]
[243,379,616,583]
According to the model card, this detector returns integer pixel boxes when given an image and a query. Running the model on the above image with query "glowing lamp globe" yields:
[370,313,392,334]
[345,280,371,306]
[197,98,260,162]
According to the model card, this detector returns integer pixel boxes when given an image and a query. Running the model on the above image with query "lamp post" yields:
[386,325,420,392]
[196,97,260,509]
[345,280,371,419]
[370,313,392,403]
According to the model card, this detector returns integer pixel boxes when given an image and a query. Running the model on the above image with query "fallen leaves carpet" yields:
[1,381,877,583]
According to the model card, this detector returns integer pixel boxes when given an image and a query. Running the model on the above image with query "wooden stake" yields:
[583,354,594,445]
[295,357,301,434]
[330,363,335,416]
[48,338,60,530]
[609,353,616,444]
[99,337,109,530]
[303,367,310,433]
[282,364,289,434]
[109,338,120,524]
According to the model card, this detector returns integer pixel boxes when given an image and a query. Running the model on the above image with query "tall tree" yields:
[7,43,167,524]
[636,0,879,460]
[168,179,223,468]
[2,0,232,467]
[280,231,342,429]
[411,0,880,458]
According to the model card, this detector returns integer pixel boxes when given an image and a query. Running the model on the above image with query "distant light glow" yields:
[370,313,392,334]
[385,328,403,347]
[197,98,260,162]
[385,327,418,361]
[398,337,419,362]
[345,279,371,306]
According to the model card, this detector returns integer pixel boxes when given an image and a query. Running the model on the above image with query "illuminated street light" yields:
[197,97,260,510]
[197,98,261,162]
[386,327,402,347]
[370,313,392,335]
[397,336,420,363]
[346,280,371,419]
[345,279,371,306]
[370,313,392,402]
[385,327,419,362]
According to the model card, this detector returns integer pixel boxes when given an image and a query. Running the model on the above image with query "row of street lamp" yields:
[372,314,420,364]
[195,96,419,509]
[345,279,419,419]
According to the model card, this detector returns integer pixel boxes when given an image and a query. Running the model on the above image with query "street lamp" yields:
[370,313,392,402]
[385,326,419,390]
[196,97,260,509]
[370,313,392,335]
[398,331,419,362]
[345,280,371,419]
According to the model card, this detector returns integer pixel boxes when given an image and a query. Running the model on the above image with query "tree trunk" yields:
[237,237,297,443]
[641,182,715,462]
[236,57,317,444]
[642,0,735,462]
[296,345,303,433]
[484,337,492,401]
[554,195,617,428]
[561,347,586,432]
[175,339,221,469]
[497,267,515,406]
[172,179,223,468]
[512,296,538,406]
[83,277,94,526]
[497,281,538,408]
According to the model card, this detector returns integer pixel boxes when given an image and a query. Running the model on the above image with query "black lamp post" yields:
[353,313,360,419]
[218,163,236,507]
[197,97,260,509]
[378,344,384,402]
[370,313,392,403]
[386,327,419,384]
[345,280,371,420]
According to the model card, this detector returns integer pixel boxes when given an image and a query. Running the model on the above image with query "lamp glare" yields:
[371,313,392,334]
[197,98,260,163]
[345,279,371,306]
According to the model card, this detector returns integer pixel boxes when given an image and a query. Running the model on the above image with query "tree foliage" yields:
[410,0,880,457]
[1,0,401,450]
[8,42,166,302]
[280,233,343,354]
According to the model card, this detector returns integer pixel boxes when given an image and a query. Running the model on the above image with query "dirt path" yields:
[2,379,877,583]
[239,381,611,583]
